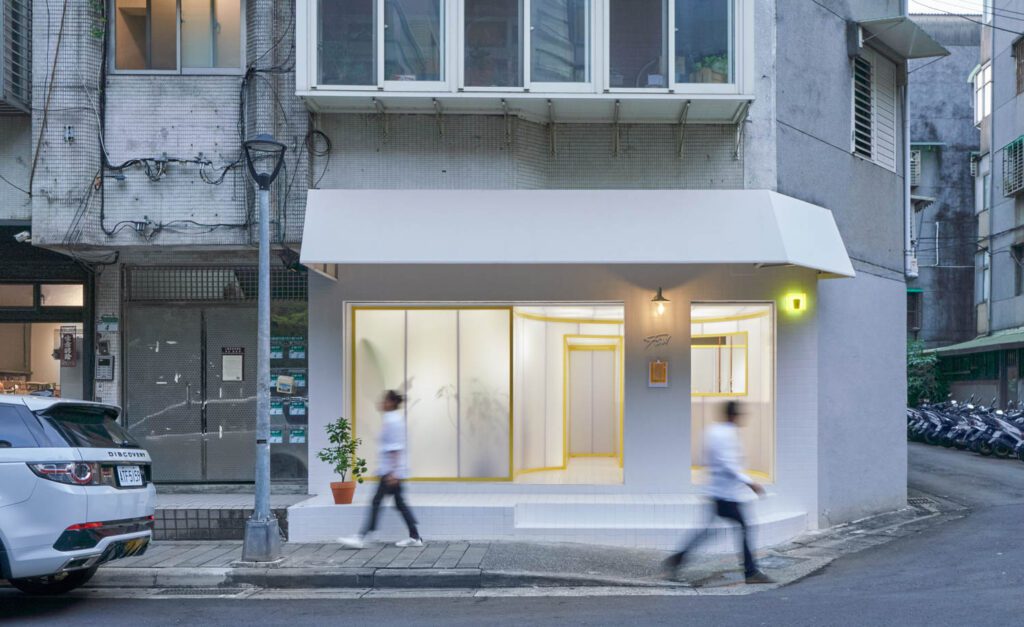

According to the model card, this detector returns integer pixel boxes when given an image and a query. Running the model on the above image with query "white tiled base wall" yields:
[288,491,807,552]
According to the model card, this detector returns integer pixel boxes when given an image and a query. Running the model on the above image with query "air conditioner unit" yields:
[910,149,922,187]
[0,0,31,114]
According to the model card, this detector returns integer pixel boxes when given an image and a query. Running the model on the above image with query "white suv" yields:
[0,396,156,594]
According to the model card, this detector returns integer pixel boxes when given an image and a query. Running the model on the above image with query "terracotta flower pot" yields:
[330,481,357,505]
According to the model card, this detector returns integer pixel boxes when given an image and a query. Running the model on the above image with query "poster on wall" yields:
[649,360,669,388]
[222,347,244,382]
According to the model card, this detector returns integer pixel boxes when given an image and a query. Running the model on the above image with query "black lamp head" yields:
[243,133,287,190]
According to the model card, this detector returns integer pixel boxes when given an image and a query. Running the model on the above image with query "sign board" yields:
[648,360,669,388]
[270,399,284,416]
[289,428,307,444]
[288,400,306,417]
[289,344,306,360]
[269,429,284,444]
[276,375,295,395]
[222,347,244,382]
[270,344,284,360]
[60,333,77,367]
[97,315,120,333]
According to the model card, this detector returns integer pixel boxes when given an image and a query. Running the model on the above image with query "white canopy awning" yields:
[857,17,950,60]
[300,189,855,278]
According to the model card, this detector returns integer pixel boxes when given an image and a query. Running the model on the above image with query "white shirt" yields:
[377,410,408,479]
[703,422,753,502]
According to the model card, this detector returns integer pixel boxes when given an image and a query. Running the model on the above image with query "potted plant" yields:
[317,417,368,505]
[692,54,729,84]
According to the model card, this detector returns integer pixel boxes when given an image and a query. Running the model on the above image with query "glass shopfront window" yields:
[690,303,774,481]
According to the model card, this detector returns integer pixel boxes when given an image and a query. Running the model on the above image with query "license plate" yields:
[117,465,144,487]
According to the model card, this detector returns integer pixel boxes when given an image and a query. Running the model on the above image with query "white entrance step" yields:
[288,491,807,551]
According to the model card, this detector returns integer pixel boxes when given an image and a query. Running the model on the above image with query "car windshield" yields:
[37,405,140,449]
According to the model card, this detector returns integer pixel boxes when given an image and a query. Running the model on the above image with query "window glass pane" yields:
[151,0,179,69]
[675,0,733,84]
[320,0,377,85]
[37,405,140,448]
[115,0,177,70]
[0,284,33,308]
[609,0,666,88]
[384,0,444,82]
[465,0,522,87]
[691,304,774,480]
[0,406,38,448]
[40,284,83,308]
[182,0,242,68]
[530,0,589,83]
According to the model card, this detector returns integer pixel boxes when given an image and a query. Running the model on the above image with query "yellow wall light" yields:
[783,293,809,314]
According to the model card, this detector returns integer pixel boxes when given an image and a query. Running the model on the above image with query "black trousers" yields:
[672,499,757,577]
[361,479,420,539]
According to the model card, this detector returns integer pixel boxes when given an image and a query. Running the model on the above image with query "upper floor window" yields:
[974,63,992,125]
[1015,38,1024,94]
[113,0,244,73]
[313,0,743,92]
[851,48,897,172]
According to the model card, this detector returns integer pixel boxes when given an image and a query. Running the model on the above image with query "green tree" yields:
[907,340,946,407]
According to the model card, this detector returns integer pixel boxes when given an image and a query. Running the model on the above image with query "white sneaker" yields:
[337,535,365,549]
[395,537,424,548]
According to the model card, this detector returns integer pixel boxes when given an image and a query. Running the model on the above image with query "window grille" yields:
[970,152,980,178]
[123,266,307,303]
[1,0,31,113]
[1003,137,1024,197]
[910,149,921,187]
[907,292,922,333]
[853,56,873,160]
[1016,38,1024,95]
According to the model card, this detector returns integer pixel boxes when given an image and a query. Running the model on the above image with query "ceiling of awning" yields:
[858,17,950,60]
[300,189,855,278]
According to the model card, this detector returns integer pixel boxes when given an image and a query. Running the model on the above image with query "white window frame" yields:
[976,154,990,214]
[380,0,453,92]
[109,0,247,76]
[304,0,754,97]
[850,46,897,172]
[974,63,992,126]
[602,0,669,94]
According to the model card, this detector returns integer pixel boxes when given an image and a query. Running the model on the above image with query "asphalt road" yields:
[3,443,1023,626]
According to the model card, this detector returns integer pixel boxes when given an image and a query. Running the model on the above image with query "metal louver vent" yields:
[853,56,874,160]
[1,0,31,114]
[1004,137,1024,197]
[910,150,921,187]
[124,266,308,303]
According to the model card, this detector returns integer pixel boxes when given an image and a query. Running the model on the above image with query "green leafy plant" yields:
[317,417,368,483]
[908,339,946,407]
[695,54,729,76]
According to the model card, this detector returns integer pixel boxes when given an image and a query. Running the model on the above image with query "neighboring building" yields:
[935,2,1024,407]
[4,1,946,549]
[907,14,979,349]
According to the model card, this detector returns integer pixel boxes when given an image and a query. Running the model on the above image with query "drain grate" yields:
[908,497,938,512]
[154,588,249,597]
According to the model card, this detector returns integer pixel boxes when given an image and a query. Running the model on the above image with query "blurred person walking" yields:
[664,400,773,584]
[339,390,422,549]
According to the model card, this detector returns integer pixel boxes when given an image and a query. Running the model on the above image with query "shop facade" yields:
[291,189,855,548]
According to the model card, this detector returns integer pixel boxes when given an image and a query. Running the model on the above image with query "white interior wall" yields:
[406,311,459,478]
[691,308,774,476]
[30,323,61,386]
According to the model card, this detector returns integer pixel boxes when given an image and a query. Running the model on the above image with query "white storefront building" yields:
[283,0,943,549]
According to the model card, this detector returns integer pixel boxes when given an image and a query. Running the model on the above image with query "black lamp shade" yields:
[243,134,287,190]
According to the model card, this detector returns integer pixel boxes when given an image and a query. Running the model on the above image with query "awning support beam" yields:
[547,99,557,157]
[734,101,750,160]
[612,100,621,157]
[677,100,691,159]
[373,98,388,145]
[433,98,444,138]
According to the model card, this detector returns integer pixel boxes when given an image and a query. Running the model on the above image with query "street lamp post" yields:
[241,134,287,562]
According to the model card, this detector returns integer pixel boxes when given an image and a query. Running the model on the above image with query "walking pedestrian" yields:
[339,390,423,549]
[664,400,774,584]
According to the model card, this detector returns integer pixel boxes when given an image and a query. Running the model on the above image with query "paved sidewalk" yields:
[81,491,963,595]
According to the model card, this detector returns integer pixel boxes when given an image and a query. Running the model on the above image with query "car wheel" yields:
[8,567,97,595]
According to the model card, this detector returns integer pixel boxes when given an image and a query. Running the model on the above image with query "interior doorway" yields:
[567,346,619,458]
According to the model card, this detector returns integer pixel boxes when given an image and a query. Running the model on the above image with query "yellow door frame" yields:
[563,335,625,468]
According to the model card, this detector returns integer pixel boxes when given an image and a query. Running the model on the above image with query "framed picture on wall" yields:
[649,360,668,388]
